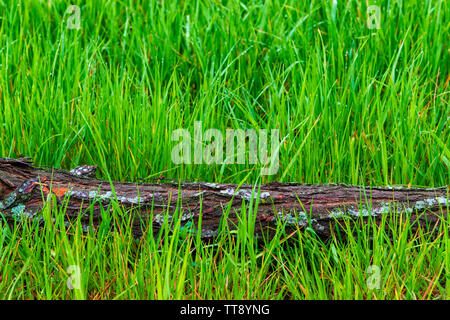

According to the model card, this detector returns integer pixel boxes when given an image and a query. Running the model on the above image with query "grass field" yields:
[0,0,449,299]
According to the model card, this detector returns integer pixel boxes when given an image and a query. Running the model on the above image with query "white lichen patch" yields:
[259,192,271,199]
[220,188,236,196]
[69,189,145,204]
[347,208,370,217]
[437,196,448,205]
[116,195,143,204]
[180,212,195,221]
[328,209,346,219]
[346,202,394,217]
[371,202,392,215]
[154,213,171,225]
[403,207,413,214]
[204,183,219,189]
[327,205,371,218]
[384,185,408,190]
[3,192,17,208]
[328,198,447,219]
[153,211,193,225]
[413,197,448,210]
[11,204,35,220]
[237,190,253,200]
[64,221,91,233]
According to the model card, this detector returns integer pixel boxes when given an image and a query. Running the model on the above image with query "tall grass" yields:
[0,0,448,185]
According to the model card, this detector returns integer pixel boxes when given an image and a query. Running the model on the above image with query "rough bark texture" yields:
[0,157,448,240]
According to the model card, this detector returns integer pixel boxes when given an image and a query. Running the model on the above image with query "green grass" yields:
[0,0,449,299]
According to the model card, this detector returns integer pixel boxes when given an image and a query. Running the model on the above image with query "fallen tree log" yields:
[0,157,448,240]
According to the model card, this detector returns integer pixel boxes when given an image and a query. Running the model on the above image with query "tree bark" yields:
[0,157,448,240]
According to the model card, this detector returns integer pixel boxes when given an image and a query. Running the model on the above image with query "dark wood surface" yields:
[0,157,448,240]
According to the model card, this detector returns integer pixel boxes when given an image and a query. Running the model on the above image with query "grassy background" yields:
[0,0,449,299]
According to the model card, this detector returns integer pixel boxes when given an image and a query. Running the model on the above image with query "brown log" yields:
[0,157,448,241]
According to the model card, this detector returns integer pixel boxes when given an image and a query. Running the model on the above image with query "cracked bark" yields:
[0,157,448,241]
